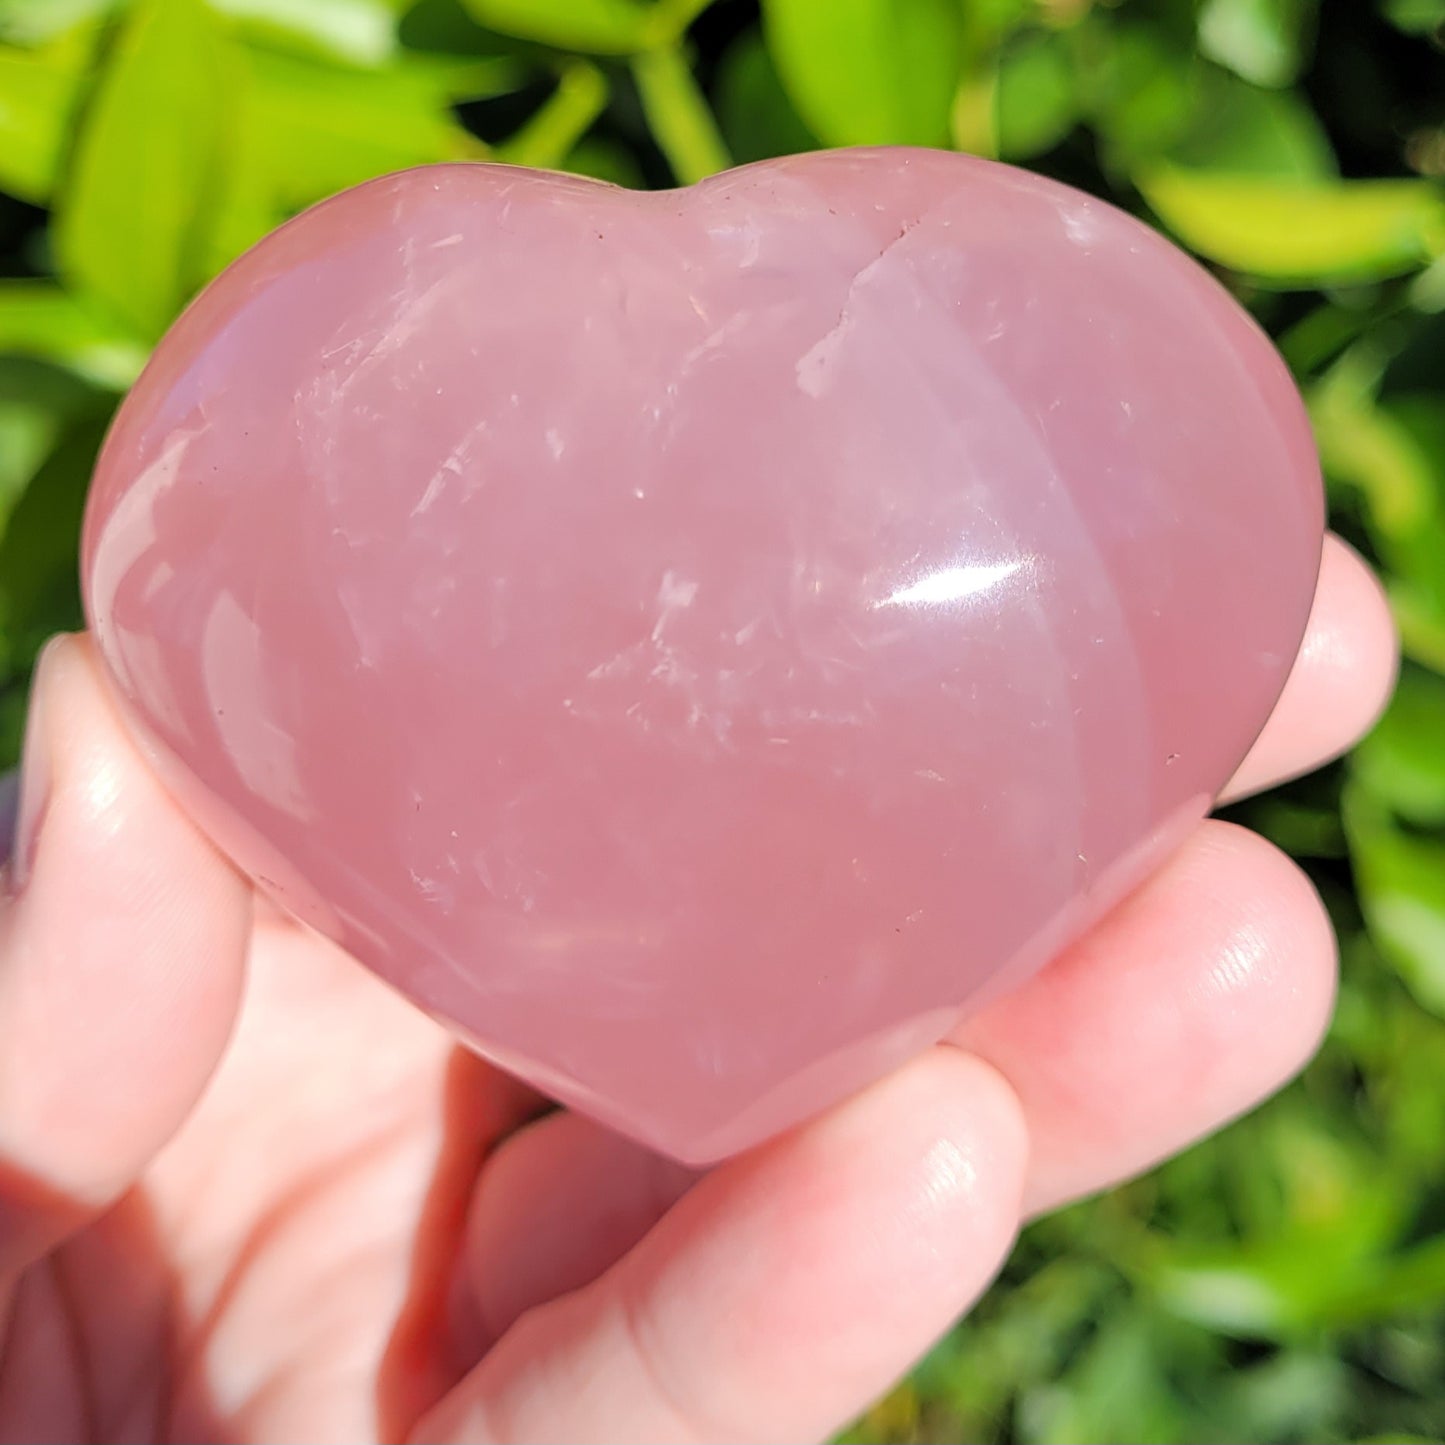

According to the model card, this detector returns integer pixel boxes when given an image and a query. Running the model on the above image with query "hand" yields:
[0,534,1395,1445]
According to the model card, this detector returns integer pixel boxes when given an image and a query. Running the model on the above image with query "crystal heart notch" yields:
[82,148,1323,1163]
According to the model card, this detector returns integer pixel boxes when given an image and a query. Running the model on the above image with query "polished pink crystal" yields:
[82,149,1323,1162]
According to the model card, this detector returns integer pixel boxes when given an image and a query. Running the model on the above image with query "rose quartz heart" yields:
[82,148,1322,1163]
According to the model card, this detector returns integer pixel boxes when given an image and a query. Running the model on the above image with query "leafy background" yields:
[1,0,1443,1439]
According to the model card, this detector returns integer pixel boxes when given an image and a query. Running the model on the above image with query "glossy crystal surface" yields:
[82,149,1323,1162]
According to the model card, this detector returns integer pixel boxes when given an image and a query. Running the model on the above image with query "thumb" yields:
[0,634,252,1281]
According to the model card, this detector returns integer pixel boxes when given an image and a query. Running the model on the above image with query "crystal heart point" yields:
[83,149,1323,1162]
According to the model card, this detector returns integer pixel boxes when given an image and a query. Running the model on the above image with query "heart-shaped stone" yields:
[82,148,1322,1163]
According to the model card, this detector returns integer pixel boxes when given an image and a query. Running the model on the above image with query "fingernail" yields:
[4,643,57,895]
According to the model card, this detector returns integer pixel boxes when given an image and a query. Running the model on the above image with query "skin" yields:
[0,532,1397,1445]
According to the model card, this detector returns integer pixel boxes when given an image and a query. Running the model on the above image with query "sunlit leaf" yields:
[760,0,966,147]
[459,0,653,53]
[1138,168,1445,284]
[1315,374,1445,670]
[196,58,284,280]
[1199,0,1317,88]
[0,280,148,388]
[1152,1149,1410,1339]
[54,0,241,338]
[0,0,116,45]
[631,43,731,184]
[242,48,485,212]
[1312,357,1437,541]
[0,31,92,203]
[212,0,398,67]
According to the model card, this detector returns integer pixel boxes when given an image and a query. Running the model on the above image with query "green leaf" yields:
[1278,301,1376,373]
[1234,794,1347,857]
[1408,253,1445,313]
[0,401,65,533]
[1313,374,1445,670]
[211,0,398,67]
[459,0,654,53]
[1167,74,1335,179]
[1151,1144,1410,1339]
[1352,667,1445,828]
[0,413,106,663]
[1015,1311,1192,1445]
[1080,20,1199,172]
[194,64,281,280]
[1208,1352,1352,1444]
[54,0,241,339]
[241,48,485,213]
[1359,869,1445,1021]
[397,0,515,56]
[498,61,607,171]
[1089,34,1335,184]
[0,404,49,526]
[1346,786,1445,1019]
[0,281,148,388]
[0,31,92,204]
[0,0,116,45]
[1391,588,1445,675]
[1199,0,1317,88]
[995,30,1077,160]
[714,27,818,165]
[1382,0,1445,33]
[1312,353,1434,539]
[760,0,966,147]
[402,51,522,102]
[1137,168,1445,285]
[199,44,507,272]
[0,358,105,566]
[631,43,731,184]
[1358,1436,1445,1444]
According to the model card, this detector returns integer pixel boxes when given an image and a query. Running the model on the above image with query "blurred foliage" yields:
[0,0,1442,1439]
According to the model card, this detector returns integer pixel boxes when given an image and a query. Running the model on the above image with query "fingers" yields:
[0,636,253,1279]
[1221,533,1396,803]
[457,1112,697,1355]
[953,820,1336,1215]
[418,1051,1026,1445]
[419,534,1379,1439]
[454,824,1335,1345]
